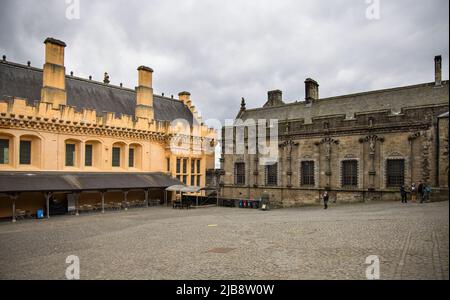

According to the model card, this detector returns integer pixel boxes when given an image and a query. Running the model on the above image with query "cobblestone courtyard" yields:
[0,201,448,280]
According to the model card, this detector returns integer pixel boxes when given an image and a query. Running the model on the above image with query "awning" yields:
[165,185,202,193]
[0,172,182,193]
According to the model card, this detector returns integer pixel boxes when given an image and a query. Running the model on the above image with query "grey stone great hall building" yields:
[221,56,449,207]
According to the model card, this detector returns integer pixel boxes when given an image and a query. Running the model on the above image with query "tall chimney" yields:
[178,91,191,106]
[41,38,67,107]
[435,55,442,86]
[135,66,154,120]
[305,78,319,103]
[263,90,284,107]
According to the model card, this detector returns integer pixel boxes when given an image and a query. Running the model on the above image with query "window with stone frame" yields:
[341,160,358,187]
[265,163,278,186]
[19,140,31,165]
[234,162,246,185]
[386,159,405,187]
[112,147,121,167]
[85,144,93,167]
[0,139,9,164]
[65,143,76,167]
[300,161,315,186]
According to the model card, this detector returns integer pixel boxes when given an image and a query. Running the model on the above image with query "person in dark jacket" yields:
[418,181,426,203]
[400,185,407,204]
[323,191,329,209]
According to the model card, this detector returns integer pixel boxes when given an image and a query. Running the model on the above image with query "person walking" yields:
[411,183,417,202]
[323,191,329,210]
[418,181,424,203]
[400,185,407,204]
[423,184,432,203]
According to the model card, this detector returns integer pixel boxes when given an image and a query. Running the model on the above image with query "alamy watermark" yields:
[65,0,81,20]
[65,255,80,280]
[365,255,380,279]
[365,0,381,20]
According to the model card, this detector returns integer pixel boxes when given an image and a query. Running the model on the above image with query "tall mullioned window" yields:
[386,159,405,187]
[19,140,31,165]
[112,147,121,167]
[234,162,246,185]
[342,160,358,187]
[265,163,278,186]
[128,148,135,168]
[0,139,9,164]
[65,143,76,167]
[301,161,315,186]
[85,144,93,167]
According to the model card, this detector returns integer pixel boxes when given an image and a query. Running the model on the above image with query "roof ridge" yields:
[242,80,449,113]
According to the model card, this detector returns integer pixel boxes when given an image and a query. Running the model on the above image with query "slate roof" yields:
[238,81,449,122]
[0,172,181,193]
[0,61,195,124]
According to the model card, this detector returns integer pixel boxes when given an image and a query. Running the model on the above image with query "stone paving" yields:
[0,201,448,280]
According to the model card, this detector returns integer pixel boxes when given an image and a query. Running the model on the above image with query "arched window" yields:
[128,143,143,169]
[0,133,13,167]
[111,142,126,168]
[85,140,102,168]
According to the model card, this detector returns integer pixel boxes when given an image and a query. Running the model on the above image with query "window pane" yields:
[65,143,76,167]
[191,175,195,186]
[342,160,358,187]
[0,139,9,164]
[176,158,181,173]
[129,148,134,167]
[20,140,31,165]
[183,159,187,173]
[191,159,195,173]
[265,163,278,186]
[197,175,201,187]
[85,144,93,167]
[183,175,187,184]
[387,159,405,187]
[166,158,170,172]
[112,147,121,167]
[301,161,315,186]
[234,162,246,185]
[197,160,201,173]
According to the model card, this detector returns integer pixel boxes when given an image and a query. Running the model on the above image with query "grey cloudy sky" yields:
[0,0,448,125]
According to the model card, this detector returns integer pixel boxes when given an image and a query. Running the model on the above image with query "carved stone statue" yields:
[369,139,375,155]
[103,72,110,84]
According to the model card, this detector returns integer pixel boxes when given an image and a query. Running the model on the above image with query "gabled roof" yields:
[0,61,195,125]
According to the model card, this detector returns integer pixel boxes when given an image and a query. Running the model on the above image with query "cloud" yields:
[0,0,448,125]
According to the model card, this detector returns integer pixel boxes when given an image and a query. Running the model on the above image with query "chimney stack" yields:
[305,78,319,103]
[435,55,442,86]
[263,90,284,107]
[41,38,67,107]
[179,91,191,106]
[135,66,154,120]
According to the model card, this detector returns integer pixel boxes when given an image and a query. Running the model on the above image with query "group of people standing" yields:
[400,182,432,204]
[320,181,432,210]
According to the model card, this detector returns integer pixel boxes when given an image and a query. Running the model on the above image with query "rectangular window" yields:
[191,159,195,173]
[183,175,187,184]
[176,158,181,173]
[387,159,405,187]
[129,148,135,168]
[301,161,315,186]
[166,158,170,172]
[197,175,201,187]
[342,160,358,187]
[191,175,195,186]
[85,144,93,167]
[65,144,76,167]
[112,147,121,167]
[19,140,31,165]
[197,159,201,173]
[265,163,278,186]
[234,162,246,185]
[176,175,181,181]
[182,159,187,173]
[0,139,9,164]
